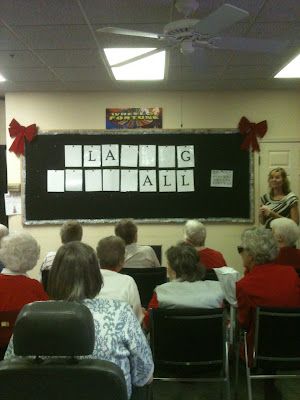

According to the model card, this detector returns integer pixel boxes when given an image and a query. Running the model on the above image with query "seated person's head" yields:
[115,219,137,245]
[270,217,300,248]
[48,241,102,301]
[0,224,8,243]
[96,236,125,272]
[183,219,206,247]
[60,220,83,244]
[0,232,40,273]
[166,242,205,282]
[239,227,279,272]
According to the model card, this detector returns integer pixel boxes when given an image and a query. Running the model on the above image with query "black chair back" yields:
[150,307,226,377]
[254,307,300,369]
[0,301,127,400]
[41,270,50,291]
[121,267,167,307]
[150,245,162,265]
[204,269,218,281]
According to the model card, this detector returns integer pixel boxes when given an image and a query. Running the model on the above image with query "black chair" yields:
[237,307,300,400]
[149,307,230,400]
[121,267,167,308]
[0,301,127,400]
[204,268,218,281]
[41,269,50,291]
[150,245,162,265]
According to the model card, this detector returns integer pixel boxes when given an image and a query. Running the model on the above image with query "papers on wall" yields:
[47,170,65,192]
[210,170,233,188]
[65,169,83,191]
[65,145,82,167]
[85,169,102,191]
[139,145,156,167]
[4,192,21,215]
[46,144,233,194]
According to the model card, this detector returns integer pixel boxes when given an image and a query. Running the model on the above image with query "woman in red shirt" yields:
[0,232,48,358]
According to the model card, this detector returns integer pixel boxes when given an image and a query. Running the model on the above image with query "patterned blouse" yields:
[261,191,298,228]
[5,297,154,398]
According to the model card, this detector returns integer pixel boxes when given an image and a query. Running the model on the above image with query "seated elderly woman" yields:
[36,241,152,399]
[184,219,227,268]
[236,227,300,400]
[96,235,144,323]
[0,232,48,357]
[270,217,300,269]
[0,224,9,272]
[143,242,224,330]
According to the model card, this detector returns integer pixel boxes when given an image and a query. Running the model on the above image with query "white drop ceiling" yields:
[0,0,300,95]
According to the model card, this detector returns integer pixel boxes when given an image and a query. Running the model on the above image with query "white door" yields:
[259,141,300,202]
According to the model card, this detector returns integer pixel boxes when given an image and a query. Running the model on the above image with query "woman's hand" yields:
[260,205,271,217]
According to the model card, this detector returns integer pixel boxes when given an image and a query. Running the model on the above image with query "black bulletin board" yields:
[0,145,8,226]
[24,130,253,224]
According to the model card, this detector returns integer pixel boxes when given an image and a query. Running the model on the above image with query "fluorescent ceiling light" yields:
[104,48,165,80]
[275,53,300,78]
[0,73,6,82]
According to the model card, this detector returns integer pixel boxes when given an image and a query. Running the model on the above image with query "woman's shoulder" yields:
[285,191,298,201]
[261,193,271,202]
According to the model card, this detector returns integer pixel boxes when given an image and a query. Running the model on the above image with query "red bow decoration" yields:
[9,119,37,155]
[238,116,267,152]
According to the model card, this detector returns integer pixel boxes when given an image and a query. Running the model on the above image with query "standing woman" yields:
[259,167,299,228]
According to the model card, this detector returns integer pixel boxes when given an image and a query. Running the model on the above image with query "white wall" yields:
[4,90,300,279]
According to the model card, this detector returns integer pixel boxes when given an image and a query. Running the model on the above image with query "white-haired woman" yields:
[0,233,48,357]
[236,227,300,399]
[271,217,300,269]
[0,224,9,272]
[184,219,226,268]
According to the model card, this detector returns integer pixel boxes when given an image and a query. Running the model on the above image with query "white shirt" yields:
[125,243,160,268]
[97,268,144,322]
[213,266,241,306]
[40,251,56,271]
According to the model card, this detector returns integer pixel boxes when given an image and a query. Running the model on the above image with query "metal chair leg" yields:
[244,332,252,400]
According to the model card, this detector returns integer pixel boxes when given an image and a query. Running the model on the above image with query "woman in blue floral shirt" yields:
[5,241,153,399]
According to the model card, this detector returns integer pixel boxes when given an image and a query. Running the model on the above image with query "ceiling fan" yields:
[97,0,287,68]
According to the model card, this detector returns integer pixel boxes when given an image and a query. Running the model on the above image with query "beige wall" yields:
[4,90,300,279]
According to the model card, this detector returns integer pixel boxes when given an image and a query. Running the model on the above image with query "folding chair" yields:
[0,301,127,400]
[238,307,300,400]
[149,307,230,400]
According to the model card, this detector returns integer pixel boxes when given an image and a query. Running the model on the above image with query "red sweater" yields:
[236,263,300,365]
[198,248,227,269]
[0,274,49,346]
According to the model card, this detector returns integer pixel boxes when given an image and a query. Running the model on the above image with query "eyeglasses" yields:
[237,246,244,254]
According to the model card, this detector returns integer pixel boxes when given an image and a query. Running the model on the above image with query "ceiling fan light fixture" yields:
[180,40,194,54]
[274,53,300,78]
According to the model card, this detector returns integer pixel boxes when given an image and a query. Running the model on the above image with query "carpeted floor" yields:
[152,363,300,400]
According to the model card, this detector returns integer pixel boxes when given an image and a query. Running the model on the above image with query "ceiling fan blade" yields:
[193,4,249,36]
[97,26,161,39]
[210,37,288,53]
[111,48,166,68]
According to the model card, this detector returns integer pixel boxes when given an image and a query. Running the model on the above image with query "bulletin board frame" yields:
[22,129,254,225]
